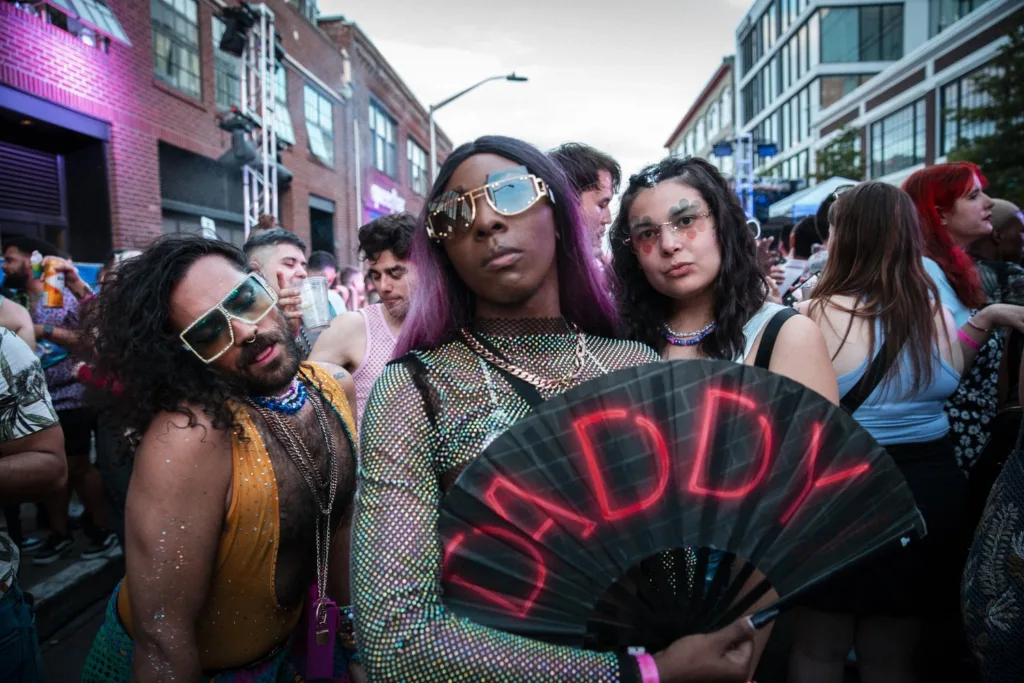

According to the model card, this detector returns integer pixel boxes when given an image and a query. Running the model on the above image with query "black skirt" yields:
[801,435,968,618]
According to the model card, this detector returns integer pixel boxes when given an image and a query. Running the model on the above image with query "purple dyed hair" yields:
[394,135,619,357]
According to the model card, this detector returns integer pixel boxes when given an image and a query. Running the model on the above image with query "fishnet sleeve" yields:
[352,361,629,682]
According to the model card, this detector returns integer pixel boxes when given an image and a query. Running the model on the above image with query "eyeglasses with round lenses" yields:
[179,272,278,363]
[426,174,549,241]
[624,212,713,255]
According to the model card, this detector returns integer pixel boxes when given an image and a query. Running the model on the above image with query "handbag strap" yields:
[840,348,896,414]
[465,332,545,408]
[754,308,798,370]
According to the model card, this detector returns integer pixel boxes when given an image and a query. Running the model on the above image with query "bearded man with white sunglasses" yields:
[81,235,362,683]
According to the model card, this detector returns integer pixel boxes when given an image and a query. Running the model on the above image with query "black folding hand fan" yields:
[438,359,926,652]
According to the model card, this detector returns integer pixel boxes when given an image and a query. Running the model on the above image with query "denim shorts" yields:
[0,582,43,683]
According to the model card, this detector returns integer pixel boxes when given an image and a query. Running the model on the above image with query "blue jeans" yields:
[0,582,43,683]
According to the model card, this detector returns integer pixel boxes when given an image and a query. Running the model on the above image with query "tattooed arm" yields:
[312,361,357,416]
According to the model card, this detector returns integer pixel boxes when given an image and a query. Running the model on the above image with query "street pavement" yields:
[40,596,106,681]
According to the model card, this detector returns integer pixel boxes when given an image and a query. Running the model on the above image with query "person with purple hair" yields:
[351,136,758,682]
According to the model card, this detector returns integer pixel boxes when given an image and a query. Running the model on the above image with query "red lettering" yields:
[779,422,871,524]
[688,389,774,499]
[573,409,671,521]
[443,527,547,618]
[485,475,598,542]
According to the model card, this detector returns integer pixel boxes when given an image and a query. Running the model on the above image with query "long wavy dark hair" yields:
[395,135,618,356]
[87,235,257,440]
[609,156,767,358]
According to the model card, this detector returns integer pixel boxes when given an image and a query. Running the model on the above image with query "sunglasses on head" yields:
[426,174,549,241]
[179,272,278,364]
[830,184,856,201]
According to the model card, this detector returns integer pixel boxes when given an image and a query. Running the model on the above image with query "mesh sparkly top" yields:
[352,318,658,681]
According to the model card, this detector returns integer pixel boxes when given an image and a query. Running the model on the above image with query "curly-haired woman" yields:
[608,156,837,399]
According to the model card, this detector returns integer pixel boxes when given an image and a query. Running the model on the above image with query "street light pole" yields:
[429,72,528,184]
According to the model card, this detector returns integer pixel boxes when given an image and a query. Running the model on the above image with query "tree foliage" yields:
[949,20,1024,207]
[814,127,862,182]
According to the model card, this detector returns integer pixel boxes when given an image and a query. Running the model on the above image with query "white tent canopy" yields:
[768,177,858,220]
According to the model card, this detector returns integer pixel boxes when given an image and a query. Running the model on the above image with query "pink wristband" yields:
[633,652,659,683]
[958,329,981,352]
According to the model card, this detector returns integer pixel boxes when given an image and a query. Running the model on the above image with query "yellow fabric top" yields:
[117,363,356,671]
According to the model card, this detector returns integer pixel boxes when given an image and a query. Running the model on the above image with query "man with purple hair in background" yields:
[350,136,758,683]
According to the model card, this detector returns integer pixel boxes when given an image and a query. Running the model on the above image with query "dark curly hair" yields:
[87,235,256,441]
[609,156,767,359]
[357,212,415,262]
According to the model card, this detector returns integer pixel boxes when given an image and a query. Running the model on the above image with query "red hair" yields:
[902,162,987,309]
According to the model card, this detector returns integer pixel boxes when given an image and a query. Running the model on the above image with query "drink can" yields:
[43,261,64,308]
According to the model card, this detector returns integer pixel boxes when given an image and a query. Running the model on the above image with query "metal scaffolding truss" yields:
[239,2,278,240]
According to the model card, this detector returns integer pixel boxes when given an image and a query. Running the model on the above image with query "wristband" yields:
[966,317,990,333]
[633,652,659,683]
[958,329,981,352]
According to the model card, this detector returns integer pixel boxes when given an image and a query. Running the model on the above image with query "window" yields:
[820,5,902,63]
[930,0,991,37]
[941,63,1001,156]
[304,84,334,166]
[274,65,296,146]
[696,118,707,149]
[707,102,720,137]
[740,21,763,76]
[721,88,732,125]
[870,100,926,177]
[820,75,872,108]
[820,8,858,63]
[286,0,318,21]
[16,0,129,49]
[212,18,241,110]
[369,102,397,178]
[798,25,808,76]
[799,87,810,142]
[408,140,428,195]
[151,0,200,98]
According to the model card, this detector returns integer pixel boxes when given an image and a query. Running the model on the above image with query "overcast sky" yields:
[320,0,749,185]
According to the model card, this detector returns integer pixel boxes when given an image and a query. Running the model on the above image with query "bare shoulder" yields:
[134,406,233,489]
[777,312,827,348]
[311,361,357,413]
[309,311,365,365]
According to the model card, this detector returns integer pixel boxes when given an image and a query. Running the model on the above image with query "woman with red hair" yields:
[904,163,999,472]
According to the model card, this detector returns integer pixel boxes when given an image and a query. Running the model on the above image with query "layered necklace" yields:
[246,382,339,646]
[250,377,307,415]
[663,320,717,347]
[459,321,587,392]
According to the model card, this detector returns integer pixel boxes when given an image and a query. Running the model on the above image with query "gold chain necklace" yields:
[459,322,587,392]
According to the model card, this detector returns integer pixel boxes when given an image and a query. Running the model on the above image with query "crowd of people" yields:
[1,135,1023,683]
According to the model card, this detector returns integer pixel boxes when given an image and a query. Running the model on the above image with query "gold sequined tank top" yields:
[117,363,357,671]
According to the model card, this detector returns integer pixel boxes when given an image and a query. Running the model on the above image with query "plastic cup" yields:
[299,277,332,330]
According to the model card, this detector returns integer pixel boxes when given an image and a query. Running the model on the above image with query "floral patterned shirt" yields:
[0,328,59,590]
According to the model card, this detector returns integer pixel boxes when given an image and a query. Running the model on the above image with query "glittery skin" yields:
[352,318,658,681]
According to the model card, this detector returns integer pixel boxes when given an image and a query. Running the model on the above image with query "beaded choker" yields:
[250,377,307,415]
[663,321,717,347]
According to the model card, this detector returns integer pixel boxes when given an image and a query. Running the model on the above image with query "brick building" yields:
[0,0,450,262]
[319,17,448,238]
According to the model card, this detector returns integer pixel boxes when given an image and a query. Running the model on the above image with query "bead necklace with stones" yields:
[249,377,307,415]
[663,321,717,347]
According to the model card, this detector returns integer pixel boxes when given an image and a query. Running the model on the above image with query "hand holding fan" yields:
[439,360,926,653]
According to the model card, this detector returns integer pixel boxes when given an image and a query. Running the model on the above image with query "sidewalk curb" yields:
[28,554,124,640]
